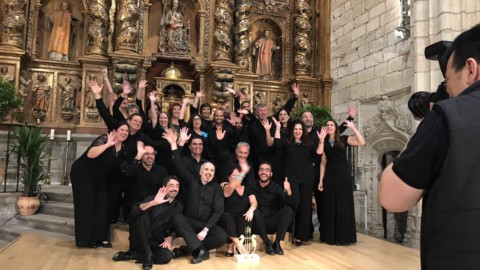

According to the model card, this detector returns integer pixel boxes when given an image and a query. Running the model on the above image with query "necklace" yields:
[328,138,335,146]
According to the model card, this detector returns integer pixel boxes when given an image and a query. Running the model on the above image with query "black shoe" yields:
[97,241,112,248]
[265,243,276,255]
[112,251,133,261]
[191,248,209,264]
[172,245,188,259]
[142,255,153,270]
[272,241,284,255]
[295,240,303,246]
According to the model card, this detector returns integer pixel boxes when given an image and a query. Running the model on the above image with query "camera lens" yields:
[408,92,432,119]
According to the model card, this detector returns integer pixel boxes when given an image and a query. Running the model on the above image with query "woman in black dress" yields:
[70,121,130,248]
[218,164,257,256]
[318,119,365,245]
[272,119,323,246]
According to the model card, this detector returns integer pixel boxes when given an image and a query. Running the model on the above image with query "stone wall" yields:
[330,0,480,248]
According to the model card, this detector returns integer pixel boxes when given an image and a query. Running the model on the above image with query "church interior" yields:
[0,0,479,268]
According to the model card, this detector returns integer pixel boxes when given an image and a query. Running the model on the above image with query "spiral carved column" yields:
[86,0,109,56]
[294,0,313,75]
[234,0,252,69]
[115,0,140,52]
[213,0,234,61]
[0,0,27,50]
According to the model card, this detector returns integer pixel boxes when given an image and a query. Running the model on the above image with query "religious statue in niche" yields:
[48,2,78,61]
[32,74,51,120]
[301,91,312,107]
[253,30,281,80]
[272,93,285,114]
[0,66,14,83]
[59,77,80,120]
[159,0,190,54]
[253,91,266,107]
[18,70,31,97]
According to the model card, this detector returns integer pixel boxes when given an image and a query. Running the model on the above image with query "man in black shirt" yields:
[216,142,255,185]
[208,108,239,159]
[112,177,182,270]
[122,144,168,218]
[163,129,227,264]
[249,162,293,255]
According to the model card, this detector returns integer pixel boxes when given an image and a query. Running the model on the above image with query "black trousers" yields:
[129,210,173,264]
[313,164,322,233]
[71,175,109,246]
[171,214,227,252]
[252,207,293,245]
[218,212,252,243]
[107,169,130,222]
[291,180,313,242]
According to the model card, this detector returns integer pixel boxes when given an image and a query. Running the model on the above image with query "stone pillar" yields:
[234,0,252,70]
[85,0,109,57]
[294,0,313,76]
[213,0,234,61]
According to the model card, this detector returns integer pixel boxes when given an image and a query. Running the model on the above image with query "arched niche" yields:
[38,0,84,61]
[146,0,203,56]
[250,18,284,80]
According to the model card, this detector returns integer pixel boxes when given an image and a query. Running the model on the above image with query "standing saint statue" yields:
[159,0,189,53]
[253,30,280,80]
[48,2,77,61]
[32,74,51,115]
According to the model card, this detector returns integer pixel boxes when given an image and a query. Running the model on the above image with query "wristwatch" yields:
[203,227,209,232]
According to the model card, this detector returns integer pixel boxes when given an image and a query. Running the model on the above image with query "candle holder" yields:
[62,136,71,185]
[44,137,54,185]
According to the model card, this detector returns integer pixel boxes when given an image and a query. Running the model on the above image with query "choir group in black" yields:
[70,72,365,270]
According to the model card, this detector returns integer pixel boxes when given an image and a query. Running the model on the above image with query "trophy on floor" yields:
[235,226,260,263]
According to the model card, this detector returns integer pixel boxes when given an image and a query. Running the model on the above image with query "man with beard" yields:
[112,177,182,270]
[208,108,239,161]
[121,143,168,224]
[249,162,293,255]
[163,129,227,264]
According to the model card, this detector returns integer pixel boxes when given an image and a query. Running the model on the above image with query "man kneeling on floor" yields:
[112,176,182,270]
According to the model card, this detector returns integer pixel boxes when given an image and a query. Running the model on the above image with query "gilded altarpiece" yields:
[0,0,332,133]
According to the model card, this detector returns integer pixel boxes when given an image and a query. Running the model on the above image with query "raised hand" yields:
[195,91,204,99]
[271,117,281,129]
[348,104,357,118]
[138,79,148,89]
[317,126,328,141]
[182,97,190,105]
[291,82,299,97]
[152,186,169,205]
[148,91,156,102]
[344,120,355,130]
[101,67,108,77]
[162,128,177,145]
[237,109,249,115]
[89,80,102,99]
[216,126,226,141]
[136,140,146,156]
[225,86,236,95]
[106,132,116,147]
[239,162,250,175]
[261,119,272,131]
[178,127,191,143]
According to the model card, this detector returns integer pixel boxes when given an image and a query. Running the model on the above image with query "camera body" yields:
[407,41,452,119]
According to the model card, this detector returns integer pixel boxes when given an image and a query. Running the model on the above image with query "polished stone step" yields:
[14,213,75,236]
[41,201,74,219]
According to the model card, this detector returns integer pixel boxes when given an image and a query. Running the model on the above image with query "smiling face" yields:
[114,124,130,142]
[171,104,181,119]
[214,109,224,125]
[165,178,180,199]
[199,162,215,184]
[256,105,268,121]
[128,115,143,132]
[258,163,272,183]
[201,106,211,118]
[159,112,169,128]
[235,144,250,161]
[192,115,202,129]
[301,111,314,128]
[278,109,289,124]
[325,120,336,136]
[189,138,203,156]
[293,123,303,141]
[142,146,155,167]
